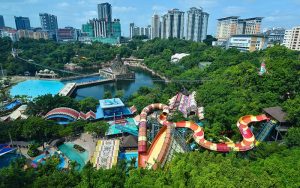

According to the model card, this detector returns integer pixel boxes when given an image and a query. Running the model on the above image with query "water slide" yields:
[138,103,270,168]
[138,125,168,169]
[175,114,269,152]
[115,124,138,137]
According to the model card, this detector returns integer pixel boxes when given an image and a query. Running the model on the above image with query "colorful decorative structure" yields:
[169,91,204,119]
[45,107,96,124]
[92,139,120,169]
[138,102,269,169]
[259,62,267,76]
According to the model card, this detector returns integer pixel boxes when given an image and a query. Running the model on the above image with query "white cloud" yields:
[223,6,246,15]
[113,6,136,13]
[58,2,69,8]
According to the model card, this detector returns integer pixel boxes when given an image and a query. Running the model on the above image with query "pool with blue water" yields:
[58,142,88,170]
[10,80,64,99]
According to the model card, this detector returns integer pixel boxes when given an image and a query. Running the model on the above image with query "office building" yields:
[283,26,300,51]
[0,15,4,28]
[186,7,209,42]
[39,13,58,31]
[227,34,268,52]
[152,14,160,39]
[216,16,263,40]
[15,16,31,30]
[161,9,185,39]
[98,3,112,22]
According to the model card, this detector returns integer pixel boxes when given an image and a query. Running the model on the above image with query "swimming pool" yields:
[58,142,88,170]
[0,152,23,169]
[119,151,138,167]
[10,80,64,99]
[2,100,22,111]
[31,153,66,169]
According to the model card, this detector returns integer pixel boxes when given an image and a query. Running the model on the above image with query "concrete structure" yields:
[0,15,4,29]
[216,16,263,41]
[283,26,300,51]
[227,34,268,52]
[14,16,31,30]
[186,7,209,42]
[39,13,58,32]
[90,18,108,38]
[171,53,190,63]
[161,9,185,39]
[152,14,160,39]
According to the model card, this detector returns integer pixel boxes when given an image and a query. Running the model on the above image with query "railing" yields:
[256,122,276,141]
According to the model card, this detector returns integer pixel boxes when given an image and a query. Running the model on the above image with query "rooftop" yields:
[99,98,125,109]
[263,106,287,123]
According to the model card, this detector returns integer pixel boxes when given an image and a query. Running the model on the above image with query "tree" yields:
[203,35,217,46]
[84,121,109,137]
[79,97,98,112]
[284,127,300,147]
[103,91,112,99]
[115,90,124,99]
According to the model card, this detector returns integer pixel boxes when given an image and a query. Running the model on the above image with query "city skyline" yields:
[1,0,300,37]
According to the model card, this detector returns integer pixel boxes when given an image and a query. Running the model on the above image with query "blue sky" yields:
[1,0,300,36]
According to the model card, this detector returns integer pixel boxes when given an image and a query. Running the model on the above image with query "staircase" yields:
[256,121,276,141]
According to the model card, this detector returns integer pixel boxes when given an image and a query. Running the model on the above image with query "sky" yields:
[1,0,300,37]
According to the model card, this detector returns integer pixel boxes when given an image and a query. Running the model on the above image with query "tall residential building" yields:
[129,23,134,38]
[39,13,58,31]
[14,16,31,30]
[152,14,160,39]
[161,9,185,39]
[186,7,209,42]
[216,16,263,40]
[98,3,112,22]
[283,26,300,51]
[0,15,5,28]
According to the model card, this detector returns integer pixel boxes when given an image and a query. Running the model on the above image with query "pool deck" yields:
[70,133,96,162]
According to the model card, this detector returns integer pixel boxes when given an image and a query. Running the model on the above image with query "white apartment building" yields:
[283,26,300,51]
